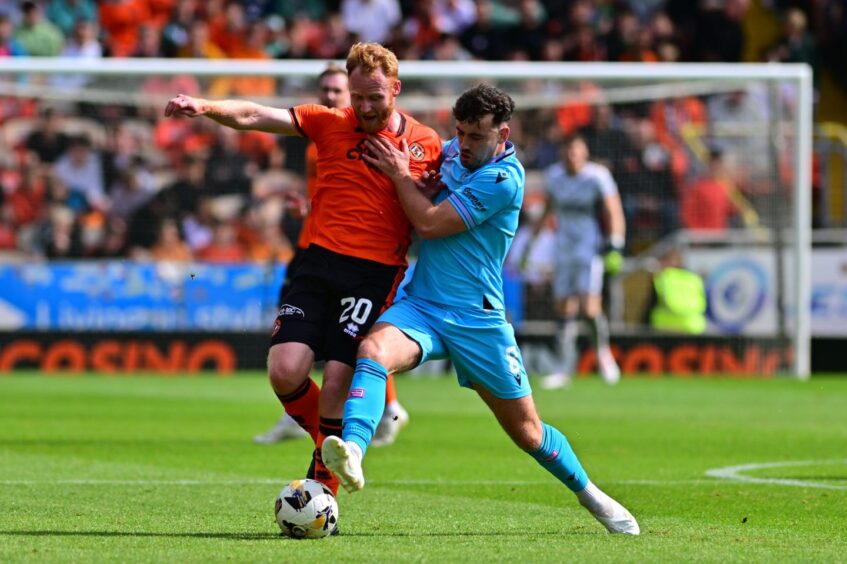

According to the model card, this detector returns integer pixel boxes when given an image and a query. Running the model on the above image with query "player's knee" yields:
[516,432,543,452]
[511,421,543,452]
[267,352,306,394]
[356,336,388,365]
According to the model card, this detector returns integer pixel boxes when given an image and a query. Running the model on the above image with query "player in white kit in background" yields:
[539,134,626,389]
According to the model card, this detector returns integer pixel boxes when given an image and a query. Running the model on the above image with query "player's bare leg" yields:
[267,343,319,441]
[268,342,341,494]
[474,384,639,534]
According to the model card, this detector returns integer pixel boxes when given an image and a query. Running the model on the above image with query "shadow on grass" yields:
[0,529,567,540]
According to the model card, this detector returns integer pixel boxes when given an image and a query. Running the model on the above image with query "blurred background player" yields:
[324,84,639,534]
[254,63,409,446]
[540,134,626,389]
[165,43,441,495]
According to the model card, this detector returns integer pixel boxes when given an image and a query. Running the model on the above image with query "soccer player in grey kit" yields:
[539,134,626,389]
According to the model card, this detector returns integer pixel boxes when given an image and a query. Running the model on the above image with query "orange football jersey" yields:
[289,104,442,266]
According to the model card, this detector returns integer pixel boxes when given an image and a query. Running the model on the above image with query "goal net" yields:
[0,58,812,377]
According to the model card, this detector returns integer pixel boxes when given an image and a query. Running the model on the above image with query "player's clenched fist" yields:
[164,94,206,118]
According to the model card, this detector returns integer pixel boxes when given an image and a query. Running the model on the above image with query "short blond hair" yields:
[346,42,399,80]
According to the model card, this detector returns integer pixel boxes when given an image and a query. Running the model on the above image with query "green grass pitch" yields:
[1,373,846,562]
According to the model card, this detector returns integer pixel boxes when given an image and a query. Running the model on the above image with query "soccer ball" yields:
[274,479,339,539]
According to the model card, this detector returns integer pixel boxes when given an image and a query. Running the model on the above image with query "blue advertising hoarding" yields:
[0,259,522,332]
[0,262,287,331]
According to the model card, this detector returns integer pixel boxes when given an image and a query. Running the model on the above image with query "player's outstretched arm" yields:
[364,136,465,239]
[164,94,298,136]
[602,192,626,248]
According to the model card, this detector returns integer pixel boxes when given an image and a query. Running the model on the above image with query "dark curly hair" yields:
[452,84,515,126]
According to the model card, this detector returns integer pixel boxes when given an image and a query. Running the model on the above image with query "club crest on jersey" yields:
[408,142,425,161]
[278,304,305,318]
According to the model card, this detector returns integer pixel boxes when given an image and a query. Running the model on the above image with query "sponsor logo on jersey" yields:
[408,142,425,161]
[495,171,508,184]
[346,139,379,171]
[278,304,305,318]
[462,187,486,212]
[343,322,360,337]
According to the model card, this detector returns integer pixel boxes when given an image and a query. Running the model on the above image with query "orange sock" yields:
[275,378,320,443]
[385,373,397,405]
[308,417,342,495]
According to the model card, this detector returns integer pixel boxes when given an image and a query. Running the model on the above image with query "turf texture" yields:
[1,373,845,562]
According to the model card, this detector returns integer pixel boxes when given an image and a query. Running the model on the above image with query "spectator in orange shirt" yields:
[99,0,152,57]
[208,1,246,57]
[196,219,246,263]
[178,19,226,59]
[226,23,275,98]
[150,217,193,261]
[244,219,294,265]
[5,161,46,227]
[177,20,231,99]
[148,0,176,29]
[680,148,758,231]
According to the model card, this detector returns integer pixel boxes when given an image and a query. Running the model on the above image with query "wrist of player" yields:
[603,235,625,274]
[607,234,625,252]
[393,170,416,186]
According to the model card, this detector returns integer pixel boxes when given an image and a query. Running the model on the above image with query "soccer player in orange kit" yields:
[165,43,441,494]
[253,63,410,447]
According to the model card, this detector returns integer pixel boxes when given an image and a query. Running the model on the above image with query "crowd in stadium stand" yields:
[0,0,843,263]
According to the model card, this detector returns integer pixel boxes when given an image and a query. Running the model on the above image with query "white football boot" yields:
[252,414,308,444]
[540,372,573,390]
[577,482,640,535]
[597,348,621,385]
[322,436,365,493]
[371,402,410,447]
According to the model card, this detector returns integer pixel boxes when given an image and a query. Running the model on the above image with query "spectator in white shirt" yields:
[341,0,401,43]
[53,135,106,211]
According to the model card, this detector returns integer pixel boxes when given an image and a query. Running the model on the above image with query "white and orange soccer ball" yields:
[274,479,339,539]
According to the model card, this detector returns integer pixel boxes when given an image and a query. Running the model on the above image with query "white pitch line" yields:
[0,479,283,486]
[705,459,847,490]
[0,478,714,487]
[4,463,844,489]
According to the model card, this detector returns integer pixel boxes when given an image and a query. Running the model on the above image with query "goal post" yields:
[0,58,813,378]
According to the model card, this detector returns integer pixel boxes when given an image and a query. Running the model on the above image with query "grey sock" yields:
[589,313,611,352]
[555,318,580,376]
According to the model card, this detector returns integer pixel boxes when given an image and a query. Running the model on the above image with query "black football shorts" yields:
[270,244,405,366]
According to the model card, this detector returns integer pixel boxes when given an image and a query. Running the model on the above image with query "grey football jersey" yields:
[544,161,617,262]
